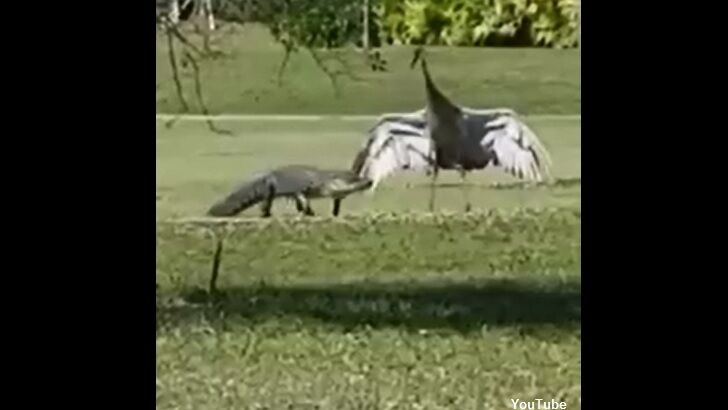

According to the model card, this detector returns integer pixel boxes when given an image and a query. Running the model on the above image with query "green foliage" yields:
[217,0,369,49]
[376,0,578,48]
[376,0,579,48]
[215,0,578,49]
[526,0,579,48]
[266,0,364,48]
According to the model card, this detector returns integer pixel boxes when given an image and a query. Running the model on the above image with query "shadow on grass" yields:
[158,278,580,333]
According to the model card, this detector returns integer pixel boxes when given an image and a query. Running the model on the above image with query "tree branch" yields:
[166,24,190,114]
[308,48,342,97]
[166,20,205,57]
[329,51,370,83]
[159,12,230,133]
[276,44,293,87]
[183,49,233,135]
[168,10,228,60]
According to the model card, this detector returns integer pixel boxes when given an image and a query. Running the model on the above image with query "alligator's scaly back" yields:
[207,176,271,217]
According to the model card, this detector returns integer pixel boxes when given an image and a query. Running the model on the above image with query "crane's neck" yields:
[419,56,460,116]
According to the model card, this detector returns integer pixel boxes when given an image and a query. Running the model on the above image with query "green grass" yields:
[156,25,580,408]
[156,117,580,219]
[156,121,581,410]
[156,24,580,115]
[157,210,580,409]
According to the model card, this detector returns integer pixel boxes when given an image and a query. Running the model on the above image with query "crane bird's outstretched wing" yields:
[351,111,433,190]
[352,108,553,189]
[465,108,554,182]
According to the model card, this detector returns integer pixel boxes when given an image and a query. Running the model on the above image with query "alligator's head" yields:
[323,171,373,198]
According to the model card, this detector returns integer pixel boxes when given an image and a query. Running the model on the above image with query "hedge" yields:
[376,0,578,48]
[215,0,579,49]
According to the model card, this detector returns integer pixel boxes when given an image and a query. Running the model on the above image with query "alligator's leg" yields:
[304,202,316,216]
[332,198,342,217]
[294,195,306,213]
[295,193,315,216]
[260,182,275,218]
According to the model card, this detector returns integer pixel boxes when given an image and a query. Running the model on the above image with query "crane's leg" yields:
[428,164,439,212]
[332,198,342,216]
[453,143,472,213]
[428,146,439,212]
[460,169,472,212]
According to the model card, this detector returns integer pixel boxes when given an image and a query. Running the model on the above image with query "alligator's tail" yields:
[207,175,273,217]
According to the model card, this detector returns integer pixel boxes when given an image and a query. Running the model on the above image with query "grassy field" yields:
[156,24,580,115]
[156,119,581,409]
[157,211,580,409]
[156,24,580,410]
[156,117,580,219]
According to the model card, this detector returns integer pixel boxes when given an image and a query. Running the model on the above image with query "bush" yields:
[216,0,372,48]
[214,0,579,49]
[376,0,579,48]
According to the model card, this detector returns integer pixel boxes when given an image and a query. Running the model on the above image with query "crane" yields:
[351,48,552,212]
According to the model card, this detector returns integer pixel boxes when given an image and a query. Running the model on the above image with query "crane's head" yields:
[410,46,425,69]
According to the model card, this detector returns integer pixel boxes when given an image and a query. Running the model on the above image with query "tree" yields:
[157,0,386,134]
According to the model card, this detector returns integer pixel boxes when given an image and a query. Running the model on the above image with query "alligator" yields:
[207,165,373,217]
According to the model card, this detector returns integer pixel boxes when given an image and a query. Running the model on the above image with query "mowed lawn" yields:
[157,25,581,410]
[157,210,580,409]
[156,117,580,219]
[156,24,580,115]
[156,119,581,409]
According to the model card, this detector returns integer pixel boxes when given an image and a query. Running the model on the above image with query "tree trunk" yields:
[362,0,370,51]
[168,0,180,24]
